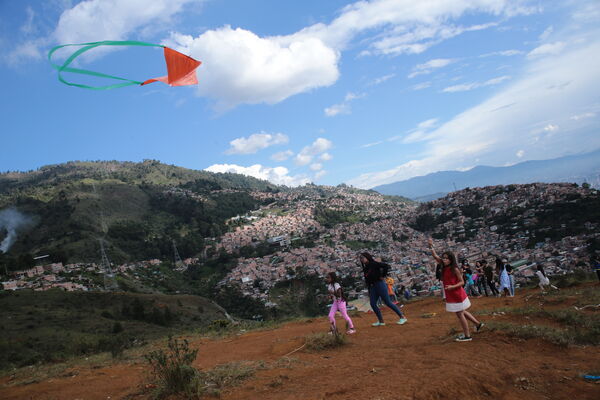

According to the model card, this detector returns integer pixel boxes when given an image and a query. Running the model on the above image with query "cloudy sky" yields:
[1,0,599,188]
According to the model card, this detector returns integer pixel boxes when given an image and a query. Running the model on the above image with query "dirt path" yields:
[2,289,599,400]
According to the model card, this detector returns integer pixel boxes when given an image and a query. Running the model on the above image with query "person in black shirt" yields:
[360,252,407,326]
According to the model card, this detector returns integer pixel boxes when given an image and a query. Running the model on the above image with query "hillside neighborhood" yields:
[3,183,598,308]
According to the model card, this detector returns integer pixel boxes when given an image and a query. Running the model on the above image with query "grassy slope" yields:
[0,289,229,370]
[0,161,279,263]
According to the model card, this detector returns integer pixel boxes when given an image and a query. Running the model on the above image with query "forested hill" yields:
[0,160,281,264]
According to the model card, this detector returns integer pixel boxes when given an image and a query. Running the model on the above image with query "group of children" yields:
[325,252,408,335]
[326,240,560,342]
[458,257,558,298]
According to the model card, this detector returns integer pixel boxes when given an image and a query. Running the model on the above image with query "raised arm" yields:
[428,238,442,264]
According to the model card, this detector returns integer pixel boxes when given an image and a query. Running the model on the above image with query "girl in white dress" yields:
[536,264,558,293]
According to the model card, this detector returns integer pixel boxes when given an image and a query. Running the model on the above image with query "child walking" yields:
[326,272,356,334]
[428,238,483,342]
[536,264,558,293]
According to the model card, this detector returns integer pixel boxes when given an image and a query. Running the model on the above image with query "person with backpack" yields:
[359,252,407,327]
[326,271,356,334]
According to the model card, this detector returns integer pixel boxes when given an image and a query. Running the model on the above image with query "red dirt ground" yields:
[2,288,599,400]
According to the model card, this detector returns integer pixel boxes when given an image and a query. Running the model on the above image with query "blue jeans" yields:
[369,280,405,322]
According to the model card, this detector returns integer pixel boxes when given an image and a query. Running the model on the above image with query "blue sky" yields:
[1,0,599,188]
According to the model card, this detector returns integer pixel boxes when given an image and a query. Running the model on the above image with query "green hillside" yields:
[0,289,230,370]
[0,160,280,265]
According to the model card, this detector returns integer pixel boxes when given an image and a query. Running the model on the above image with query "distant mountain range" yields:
[373,149,600,200]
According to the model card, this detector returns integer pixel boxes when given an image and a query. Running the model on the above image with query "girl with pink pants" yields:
[326,272,356,334]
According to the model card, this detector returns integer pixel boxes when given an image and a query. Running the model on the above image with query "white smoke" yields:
[0,208,35,253]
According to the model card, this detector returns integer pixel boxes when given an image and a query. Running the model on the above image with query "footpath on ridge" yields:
[1,286,599,400]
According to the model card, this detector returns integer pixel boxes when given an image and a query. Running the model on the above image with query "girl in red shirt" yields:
[428,238,483,342]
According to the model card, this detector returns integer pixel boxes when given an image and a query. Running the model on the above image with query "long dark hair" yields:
[495,257,503,269]
[327,271,347,301]
[537,264,547,278]
[360,252,375,265]
[441,250,459,271]
[327,271,338,283]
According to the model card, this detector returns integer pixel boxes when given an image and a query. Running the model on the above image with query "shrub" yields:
[210,319,231,330]
[304,332,347,352]
[99,334,130,359]
[112,322,124,334]
[144,336,200,398]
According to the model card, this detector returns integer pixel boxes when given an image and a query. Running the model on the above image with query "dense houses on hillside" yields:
[1,258,169,292]
[218,183,598,302]
[2,183,598,303]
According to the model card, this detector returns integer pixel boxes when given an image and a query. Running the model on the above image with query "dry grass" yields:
[304,332,348,352]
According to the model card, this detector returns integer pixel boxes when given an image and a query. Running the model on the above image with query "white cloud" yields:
[324,103,351,117]
[527,41,566,58]
[314,170,327,180]
[7,0,202,65]
[347,34,600,188]
[6,40,44,65]
[204,163,309,187]
[539,26,553,41]
[54,0,200,44]
[479,49,524,57]
[21,6,36,35]
[370,74,395,85]
[345,92,364,101]
[370,21,499,56]
[271,150,294,161]
[165,0,535,108]
[543,124,559,132]
[324,92,364,117]
[516,149,524,158]
[412,81,432,90]
[402,118,439,144]
[166,28,340,110]
[361,141,384,148]
[408,58,455,78]
[570,112,596,121]
[295,138,333,165]
[309,163,323,171]
[292,0,534,51]
[442,75,510,92]
[225,132,288,155]
[320,152,333,161]
[418,118,438,129]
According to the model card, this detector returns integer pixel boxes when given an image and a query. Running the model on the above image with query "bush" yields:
[304,332,347,352]
[144,337,259,399]
[98,334,130,359]
[112,322,124,334]
[144,336,200,398]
